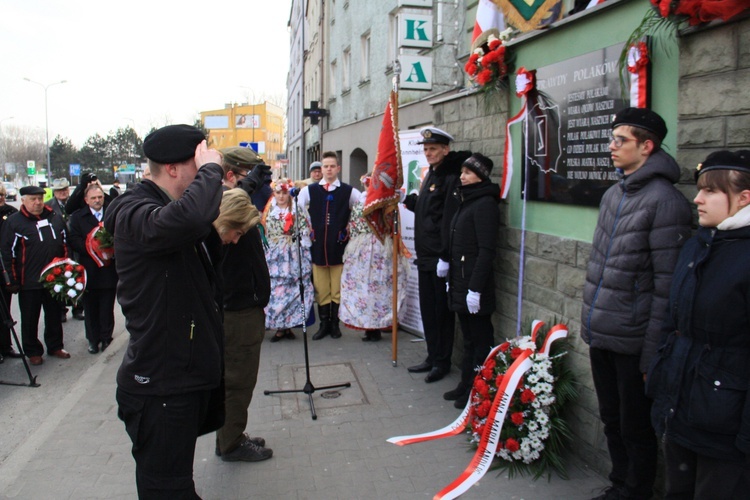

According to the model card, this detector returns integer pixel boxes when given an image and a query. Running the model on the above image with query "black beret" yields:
[417,127,454,145]
[694,150,750,181]
[143,124,205,164]
[220,146,263,170]
[612,107,667,141]
[20,186,45,196]
[462,153,494,181]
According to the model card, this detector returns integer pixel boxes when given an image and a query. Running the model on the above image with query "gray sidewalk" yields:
[0,311,607,499]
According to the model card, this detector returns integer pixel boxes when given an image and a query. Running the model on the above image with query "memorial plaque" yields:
[522,42,640,207]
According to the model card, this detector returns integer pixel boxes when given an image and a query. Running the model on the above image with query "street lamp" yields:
[23,78,67,184]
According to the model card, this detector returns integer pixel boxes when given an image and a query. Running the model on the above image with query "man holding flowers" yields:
[0,185,70,365]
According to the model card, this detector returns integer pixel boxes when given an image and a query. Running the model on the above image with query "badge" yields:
[429,184,436,191]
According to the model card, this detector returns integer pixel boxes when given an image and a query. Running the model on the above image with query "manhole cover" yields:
[320,390,341,399]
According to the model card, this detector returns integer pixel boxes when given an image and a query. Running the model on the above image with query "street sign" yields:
[26,160,36,176]
[69,164,81,176]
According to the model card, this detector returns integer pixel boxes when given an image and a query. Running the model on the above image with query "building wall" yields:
[287,0,305,179]
[201,102,285,163]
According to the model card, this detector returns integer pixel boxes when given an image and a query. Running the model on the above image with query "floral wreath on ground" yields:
[464,28,515,92]
[466,331,577,479]
[39,257,87,305]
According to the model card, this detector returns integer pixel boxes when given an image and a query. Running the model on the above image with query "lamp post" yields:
[23,78,67,184]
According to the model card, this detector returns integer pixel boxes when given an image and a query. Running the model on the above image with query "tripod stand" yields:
[264,188,350,420]
[0,257,40,387]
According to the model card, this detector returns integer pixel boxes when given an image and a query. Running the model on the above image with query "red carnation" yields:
[476,400,492,418]
[505,438,520,452]
[465,62,478,76]
[500,342,510,352]
[481,365,494,380]
[52,267,62,275]
[488,39,502,50]
[495,374,505,387]
[45,273,55,282]
[510,347,522,359]
[482,50,498,65]
[76,265,84,273]
[474,423,485,436]
[65,265,73,272]
[469,53,479,64]
[495,45,506,57]
[475,379,490,399]
[521,389,536,404]
[511,412,525,426]
[476,69,493,85]
[76,277,84,283]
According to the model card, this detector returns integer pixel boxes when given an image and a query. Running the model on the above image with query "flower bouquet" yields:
[85,224,114,267]
[464,28,515,94]
[39,257,87,304]
[466,324,577,479]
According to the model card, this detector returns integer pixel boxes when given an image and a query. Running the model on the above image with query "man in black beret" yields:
[403,127,472,384]
[104,124,225,498]
[1,185,70,365]
[581,108,692,500]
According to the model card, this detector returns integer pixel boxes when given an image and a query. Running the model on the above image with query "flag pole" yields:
[391,63,402,367]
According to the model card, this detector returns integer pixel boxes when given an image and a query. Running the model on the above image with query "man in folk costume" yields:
[296,151,361,340]
[403,127,471,383]
[68,184,118,354]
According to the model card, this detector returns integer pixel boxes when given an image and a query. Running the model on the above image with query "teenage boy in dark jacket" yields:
[104,125,225,499]
[581,108,692,500]
[403,127,471,383]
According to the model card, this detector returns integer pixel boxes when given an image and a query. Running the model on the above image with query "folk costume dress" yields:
[262,198,314,329]
[339,192,408,330]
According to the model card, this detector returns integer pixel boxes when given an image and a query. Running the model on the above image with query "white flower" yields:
[499,27,514,42]
[66,278,76,287]
[527,373,540,384]
[74,283,83,291]
[53,284,62,293]
[67,289,77,298]
[64,271,72,278]
[473,48,483,56]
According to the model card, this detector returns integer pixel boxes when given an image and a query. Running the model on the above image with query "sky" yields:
[0,0,292,146]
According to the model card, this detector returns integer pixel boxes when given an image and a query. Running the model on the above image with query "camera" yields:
[90,174,97,181]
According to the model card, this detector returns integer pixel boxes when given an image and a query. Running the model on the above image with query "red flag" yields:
[363,91,402,242]
[473,0,505,42]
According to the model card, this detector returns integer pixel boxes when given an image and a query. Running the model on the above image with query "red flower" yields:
[76,265,85,273]
[495,373,505,387]
[481,365,495,380]
[75,277,84,283]
[510,347,522,359]
[500,342,510,352]
[45,273,55,282]
[465,62,478,76]
[482,50,498,65]
[53,267,62,275]
[511,412,525,426]
[494,45,506,57]
[477,400,492,418]
[488,39,502,50]
[505,438,520,452]
[521,389,536,404]
[469,53,479,64]
[475,379,490,399]
[65,265,73,272]
[476,69,493,85]
[474,423,484,436]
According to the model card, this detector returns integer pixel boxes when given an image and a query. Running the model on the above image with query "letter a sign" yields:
[398,55,433,91]
[399,14,433,49]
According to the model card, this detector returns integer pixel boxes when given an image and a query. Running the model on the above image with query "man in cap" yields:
[211,147,274,463]
[581,107,692,500]
[403,127,471,383]
[104,124,225,498]
[220,146,272,211]
[1,185,70,365]
[303,161,323,185]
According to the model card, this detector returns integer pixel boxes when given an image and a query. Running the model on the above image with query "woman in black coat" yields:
[442,153,500,408]
[647,150,750,498]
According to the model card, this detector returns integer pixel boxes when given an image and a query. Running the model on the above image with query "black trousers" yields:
[417,268,455,371]
[0,287,15,353]
[83,288,116,345]
[664,437,750,500]
[117,388,212,500]
[590,347,657,500]
[18,288,64,357]
[457,313,495,388]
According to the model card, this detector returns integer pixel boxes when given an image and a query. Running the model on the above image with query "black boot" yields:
[330,302,342,339]
[312,303,331,340]
[362,330,382,342]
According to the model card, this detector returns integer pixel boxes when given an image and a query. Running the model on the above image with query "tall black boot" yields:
[330,302,342,339]
[312,303,331,340]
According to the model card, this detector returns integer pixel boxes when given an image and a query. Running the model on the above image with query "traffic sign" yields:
[26,160,36,176]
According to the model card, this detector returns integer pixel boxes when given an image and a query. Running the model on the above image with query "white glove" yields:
[398,189,406,203]
[466,290,481,314]
[436,259,449,278]
[445,281,450,293]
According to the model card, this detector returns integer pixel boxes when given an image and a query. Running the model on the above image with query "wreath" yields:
[39,257,87,304]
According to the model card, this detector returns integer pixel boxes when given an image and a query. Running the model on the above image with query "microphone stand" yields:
[0,254,40,387]
[264,188,350,420]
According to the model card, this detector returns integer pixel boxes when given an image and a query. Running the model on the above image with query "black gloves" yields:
[239,163,271,195]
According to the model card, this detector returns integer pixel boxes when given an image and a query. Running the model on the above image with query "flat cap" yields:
[51,178,70,190]
[695,150,750,181]
[417,127,454,145]
[309,161,322,171]
[143,124,205,164]
[20,186,45,196]
[220,146,263,169]
[612,107,667,141]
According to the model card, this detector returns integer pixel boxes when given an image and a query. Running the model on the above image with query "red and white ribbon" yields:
[501,68,536,199]
[627,42,649,108]
[387,321,569,499]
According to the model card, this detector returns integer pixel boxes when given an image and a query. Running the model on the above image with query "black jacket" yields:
[447,181,500,314]
[404,150,472,270]
[103,165,224,397]
[1,205,68,290]
[648,224,750,461]
[68,207,118,290]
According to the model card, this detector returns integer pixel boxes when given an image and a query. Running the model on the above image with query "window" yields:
[360,32,371,83]
[387,13,398,70]
[329,59,338,98]
[342,47,351,93]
